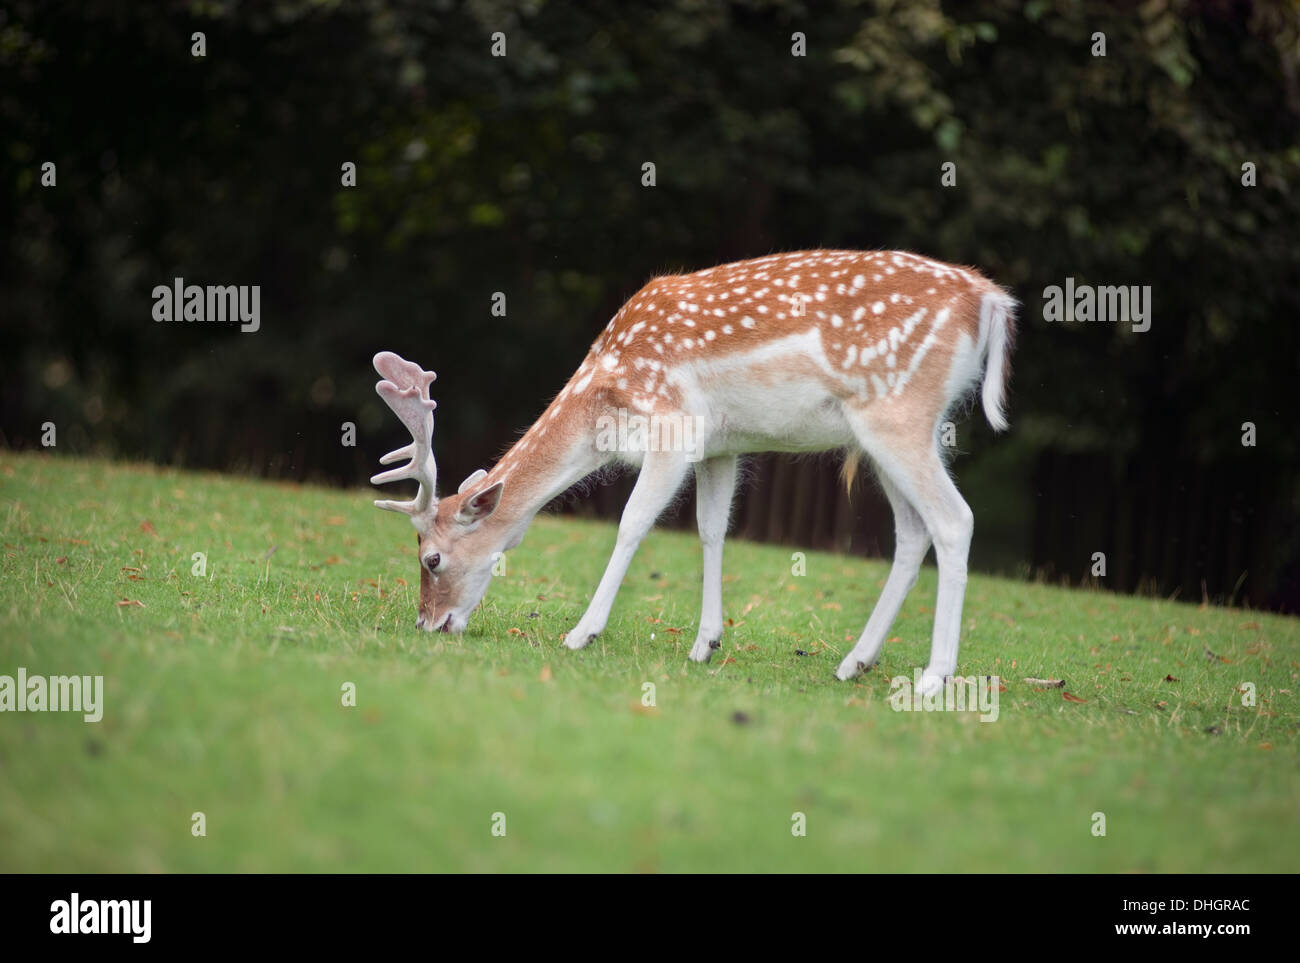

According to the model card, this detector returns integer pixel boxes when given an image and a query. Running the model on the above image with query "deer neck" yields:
[477,397,605,551]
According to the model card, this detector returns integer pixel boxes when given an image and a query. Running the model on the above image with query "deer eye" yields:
[423,552,441,573]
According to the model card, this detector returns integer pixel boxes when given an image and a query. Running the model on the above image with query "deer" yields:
[371,249,1016,694]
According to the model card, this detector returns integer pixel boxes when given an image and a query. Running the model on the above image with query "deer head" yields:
[371,351,505,632]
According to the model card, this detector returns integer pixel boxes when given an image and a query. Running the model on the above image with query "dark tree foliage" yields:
[2,0,1297,609]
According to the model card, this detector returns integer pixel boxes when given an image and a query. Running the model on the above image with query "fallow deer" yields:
[371,249,1016,693]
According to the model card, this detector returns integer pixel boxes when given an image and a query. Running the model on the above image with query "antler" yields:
[371,351,438,515]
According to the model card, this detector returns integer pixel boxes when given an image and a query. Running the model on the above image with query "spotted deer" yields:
[372,249,1016,693]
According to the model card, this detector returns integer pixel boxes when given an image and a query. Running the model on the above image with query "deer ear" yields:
[455,481,504,525]
[457,468,488,494]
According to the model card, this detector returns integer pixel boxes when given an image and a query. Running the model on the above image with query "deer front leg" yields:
[689,454,737,662]
[564,450,691,651]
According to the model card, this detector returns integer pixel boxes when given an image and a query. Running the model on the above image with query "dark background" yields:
[2,0,1297,610]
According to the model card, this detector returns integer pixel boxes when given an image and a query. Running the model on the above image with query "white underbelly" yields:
[667,331,860,457]
[704,379,854,454]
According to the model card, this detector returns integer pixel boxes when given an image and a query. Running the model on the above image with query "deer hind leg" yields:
[841,413,974,696]
[564,448,691,651]
[689,454,738,663]
[835,471,931,680]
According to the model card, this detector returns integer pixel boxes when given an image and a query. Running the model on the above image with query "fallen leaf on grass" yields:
[1063,691,1088,703]
[56,556,67,564]
[1258,743,1274,750]
[139,521,158,538]
[1164,674,1179,682]
[1154,701,1168,710]
[323,555,342,566]
[507,627,523,636]
[539,664,552,682]
[116,599,144,608]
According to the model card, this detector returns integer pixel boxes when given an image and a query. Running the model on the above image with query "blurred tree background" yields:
[2,0,1298,610]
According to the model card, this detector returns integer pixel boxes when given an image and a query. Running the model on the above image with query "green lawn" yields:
[0,450,1296,872]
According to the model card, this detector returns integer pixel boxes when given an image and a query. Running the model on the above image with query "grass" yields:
[0,450,1296,872]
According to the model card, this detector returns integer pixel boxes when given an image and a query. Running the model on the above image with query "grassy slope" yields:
[0,451,1296,872]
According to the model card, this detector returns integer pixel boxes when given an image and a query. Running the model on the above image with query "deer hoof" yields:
[563,628,599,650]
[835,656,867,681]
[688,638,718,662]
